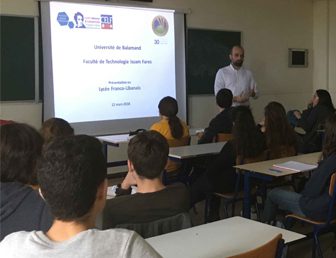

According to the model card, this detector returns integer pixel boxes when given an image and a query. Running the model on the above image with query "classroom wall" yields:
[313,0,336,104]
[1,0,333,130]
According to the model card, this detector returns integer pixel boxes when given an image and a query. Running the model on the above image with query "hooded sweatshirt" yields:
[0,182,53,241]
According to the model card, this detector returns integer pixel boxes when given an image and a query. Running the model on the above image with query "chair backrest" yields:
[166,136,191,147]
[328,173,336,197]
[327,172,336,224]
[227,234,283,258]
[215,133,234,142]
[115,212,192,238]
[236,150,268,166]
[166,136,190,172]
[268,145,297,160]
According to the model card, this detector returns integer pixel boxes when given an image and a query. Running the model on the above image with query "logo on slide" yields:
[56,11,112,30]
[101,15,113,29]
[152,16,169,36]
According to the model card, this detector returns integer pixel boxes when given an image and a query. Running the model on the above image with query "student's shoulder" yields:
[166,183,189,195]
[150,119,167,131]
[0,231,33,251]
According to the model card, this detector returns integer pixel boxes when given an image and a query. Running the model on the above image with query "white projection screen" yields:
[40,0,187,135]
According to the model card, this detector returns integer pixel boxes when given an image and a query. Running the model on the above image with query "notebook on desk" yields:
[272,161,318,172]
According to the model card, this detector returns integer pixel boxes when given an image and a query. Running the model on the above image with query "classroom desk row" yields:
[235,152,320,218]
[96,134,224,167]
[97,134,320,219]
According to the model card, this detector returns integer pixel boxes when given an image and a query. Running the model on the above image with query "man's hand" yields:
[294,110,302,119]
[233,95,249,103]
[251,88,256,98]
[196,132,204,140]
[121,170,136,190]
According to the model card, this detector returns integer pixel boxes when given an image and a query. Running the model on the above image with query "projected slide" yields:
[49,2,176,123]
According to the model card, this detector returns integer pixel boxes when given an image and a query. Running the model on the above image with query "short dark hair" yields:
[37,135,106,221]
[216,89,233,108]
[128,130,169,179]
[0,123,43,185]
[230,45,244,54]
[40,117,74,143]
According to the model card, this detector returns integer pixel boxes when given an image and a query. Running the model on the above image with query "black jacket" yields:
[0,182,53,241]
[299,153,336,221]
[198,107,233,144]
[298,105,334,152]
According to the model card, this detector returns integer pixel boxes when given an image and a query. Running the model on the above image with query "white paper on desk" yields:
[106,185,137,199]
[273,161,317,172]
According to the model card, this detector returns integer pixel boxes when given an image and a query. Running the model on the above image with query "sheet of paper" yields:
[273,161,317,172]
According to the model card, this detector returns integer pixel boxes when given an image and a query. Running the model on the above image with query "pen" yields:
[268,168,283,173]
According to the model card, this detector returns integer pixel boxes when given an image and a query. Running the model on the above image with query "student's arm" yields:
[115,171,136,196]
[214,69,225,96]
[297,107,315,132]
[124,231,162,258]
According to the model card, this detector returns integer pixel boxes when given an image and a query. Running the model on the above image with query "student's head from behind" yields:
[264,101,296,148]
[230,45,244,68]
[264,101,289,130]
[127,130,169,179]
[158,96,183,139]
[158,96,178,118]
[314,89,335,110]
[232,106,265,158]
[216,88,233,109]
[37,135,107,221]
[322,113,336,158]
[40,117,74,144]
[74,12,84,27]
[0,123,43,185]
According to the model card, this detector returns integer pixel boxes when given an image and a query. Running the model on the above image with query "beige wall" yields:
[1,0,333,130]
[313,0,336,104]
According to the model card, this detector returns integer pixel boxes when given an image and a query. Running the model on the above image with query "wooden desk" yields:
[235,152,321,218]
[146,216,305,258]
[169,142,225,160]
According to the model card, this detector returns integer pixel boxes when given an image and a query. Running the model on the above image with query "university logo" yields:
[152,16,169,36]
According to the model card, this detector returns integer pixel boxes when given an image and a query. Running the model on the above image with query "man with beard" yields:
[214,45,258,106]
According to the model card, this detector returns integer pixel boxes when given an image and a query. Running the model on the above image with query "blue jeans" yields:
[262,188,305,222]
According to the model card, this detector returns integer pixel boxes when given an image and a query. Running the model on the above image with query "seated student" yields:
[260,101,297,159]
[191,106,266,218]
[262,113,336,223]
[0,123,53,241]
[150,96,190,174]
[0,135,160,257]
[103,130,190,229]
[288,89,335,153]
[198,88,234,144]
[40,117,74,143]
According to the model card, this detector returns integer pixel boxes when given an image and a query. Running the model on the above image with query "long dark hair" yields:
[232,106,265,158]
[264,102,296,155]
[158,96,183,139]
[316,89,335,111]
[322,113,336,158]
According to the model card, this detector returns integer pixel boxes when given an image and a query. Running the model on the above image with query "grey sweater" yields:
[0,228,161,258]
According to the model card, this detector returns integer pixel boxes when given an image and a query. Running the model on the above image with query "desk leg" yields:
[102,143,108,163]
[243,172,251,218]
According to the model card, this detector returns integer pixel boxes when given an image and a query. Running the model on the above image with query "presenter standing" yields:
[214,45,258,106]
